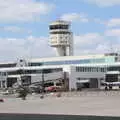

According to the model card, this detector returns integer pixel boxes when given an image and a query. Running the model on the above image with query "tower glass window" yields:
[49,25,69,30]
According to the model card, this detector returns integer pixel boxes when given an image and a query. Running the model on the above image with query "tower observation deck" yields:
[49,20,73,56]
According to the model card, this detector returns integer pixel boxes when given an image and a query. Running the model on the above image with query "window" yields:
[76,66,106,72]
[108,66,120,71]
[0,63,16,68]
[56,82,62,86]
[49,25,69,30]
[44,82,54,87]
[50,31,71,34]
[100,68,105,72]
[29,62,43,66]
[106,74,118,82]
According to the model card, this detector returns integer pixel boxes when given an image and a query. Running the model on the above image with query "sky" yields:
[0,0,120,62]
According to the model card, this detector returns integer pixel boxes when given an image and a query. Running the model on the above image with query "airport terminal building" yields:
[0,53,120,90]
[0,20,120,90]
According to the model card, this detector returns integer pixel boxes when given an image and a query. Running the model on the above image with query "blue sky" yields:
[0,0,120,62]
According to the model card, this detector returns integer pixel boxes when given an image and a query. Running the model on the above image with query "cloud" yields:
[107,18,120,27]
[74,33,119,55]
[60,13,88,22]
[74,33,104,48]
[0,26,31,33]
[0,33,106,61]
[0,36,55,61]
[60,13,106,25]
[1,33,120,61]
[85,0,120,7]
[105,29,120,37]
[0,0,54,23]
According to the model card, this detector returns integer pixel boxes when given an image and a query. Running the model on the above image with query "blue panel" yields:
[43,59,103,65]
[30,57,112,66]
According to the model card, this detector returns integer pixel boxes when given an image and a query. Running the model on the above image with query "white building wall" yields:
[62,66,76,90]
[63,66,106,90]
[31,74,42,83]
[44,71,63,81]
[75,72,105,79]
[31,71,63,83]
[69,66,77,90]
[0,64,108,90]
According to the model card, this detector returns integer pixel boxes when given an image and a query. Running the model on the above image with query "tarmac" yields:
[0,91,120,117]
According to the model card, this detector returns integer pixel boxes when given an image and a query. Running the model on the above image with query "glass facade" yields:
[49,25,69,30]
[28,56,115,67]
[0,63,16,68]
[107,66,120,71]
[44,59,91,65]
[7,68,62,75]
[7,69,42,75]
[105,74,118,82]
[50,31,71,34]
[105,56,115,63]
[28,62,43,66]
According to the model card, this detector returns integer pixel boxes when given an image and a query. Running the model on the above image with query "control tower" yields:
[49,20,73,56]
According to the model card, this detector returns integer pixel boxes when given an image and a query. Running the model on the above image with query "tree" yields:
[18,87,28,100]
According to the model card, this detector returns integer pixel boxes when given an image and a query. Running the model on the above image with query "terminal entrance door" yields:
[90,78,99,88]
[76,79,90,90]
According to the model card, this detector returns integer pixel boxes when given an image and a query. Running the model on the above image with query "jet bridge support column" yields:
[0,81,2,88]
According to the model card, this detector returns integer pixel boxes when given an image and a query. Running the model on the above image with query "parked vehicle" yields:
[45,86,62,92]
[29,84,42,93]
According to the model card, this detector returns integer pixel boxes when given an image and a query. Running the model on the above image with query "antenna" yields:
[109,41,114,53]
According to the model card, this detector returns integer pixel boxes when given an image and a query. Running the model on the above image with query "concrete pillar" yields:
[69,68,76,91]
[1,81,3,88]
[62,66,76,91]
[17,77,22,85]
[63,72,69,91]
[2,81,6,88]
[69,76,76,90]
[0,81,1,88]
[4,81,7,88]
[97,78,101,89]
